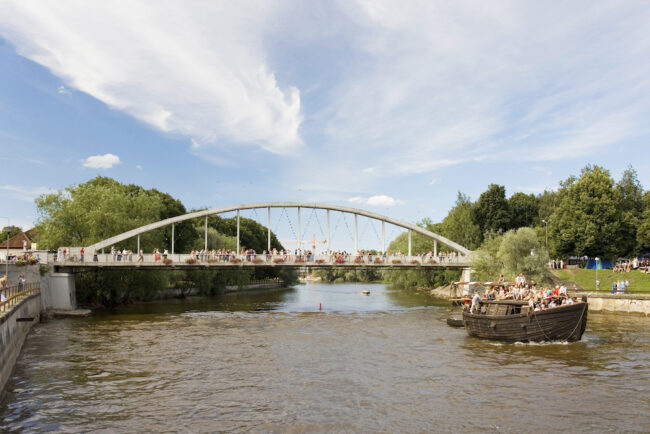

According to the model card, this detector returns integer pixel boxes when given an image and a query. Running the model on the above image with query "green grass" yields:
[552,268,650,293]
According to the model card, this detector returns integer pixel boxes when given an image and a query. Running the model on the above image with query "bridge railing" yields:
[47,252,468,266]
[0,282,40,315]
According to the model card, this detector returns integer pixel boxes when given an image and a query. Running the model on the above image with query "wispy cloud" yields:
[0,1,303,154]
[0,185,55,202]
[57,85,70,95]
[83,153,120,169]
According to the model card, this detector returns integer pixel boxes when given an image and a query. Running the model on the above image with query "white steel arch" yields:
[86,202,472,255]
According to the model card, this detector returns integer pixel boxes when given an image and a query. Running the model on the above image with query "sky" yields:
[1,1,650,251]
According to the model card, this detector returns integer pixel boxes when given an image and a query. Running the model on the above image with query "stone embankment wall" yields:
[579,293,650,316]
[0,294,41,396]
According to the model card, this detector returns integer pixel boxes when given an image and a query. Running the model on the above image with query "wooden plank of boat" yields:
[461,300,588,343]
[446,317,464,327]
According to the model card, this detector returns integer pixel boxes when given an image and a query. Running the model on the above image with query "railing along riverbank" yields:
[0,282,40,316]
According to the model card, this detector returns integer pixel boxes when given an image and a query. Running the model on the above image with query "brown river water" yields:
[1,283,649,433]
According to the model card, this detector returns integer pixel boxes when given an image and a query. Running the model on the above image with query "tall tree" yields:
[616,166,644,255]
[637,191,650,254]
[508,192,539,229]
[436,192,481,250]
[472,184,511,236]
[549,165,624,258]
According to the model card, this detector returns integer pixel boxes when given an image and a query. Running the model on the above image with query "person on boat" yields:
[566,297,574,305]
[548,299,557,308]
[470,292,482,314]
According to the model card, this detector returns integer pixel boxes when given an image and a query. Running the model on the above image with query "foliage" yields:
[616,166,644,256]
[637,191,650,253]
[75,269,171,307]
[206,215,284,252]
[386,231,436,255]
[469,231,504,281]
[471,227,548,283]
[0,226,22,241]
[313,267,381,283]
[549,165,625,259]
[472,184,511,236]
[434,192,481,250]
[508,192,539,229]
[36,177,170,250]
[497,227,549,283]
[381,268,461,289]
[39,264,50,275]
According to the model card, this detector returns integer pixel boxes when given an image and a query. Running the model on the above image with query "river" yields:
[1,283,649,432]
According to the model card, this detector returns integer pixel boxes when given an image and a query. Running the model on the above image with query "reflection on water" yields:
[1,283,649,432]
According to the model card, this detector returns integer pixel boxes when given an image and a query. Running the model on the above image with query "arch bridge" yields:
[55,202,472,269]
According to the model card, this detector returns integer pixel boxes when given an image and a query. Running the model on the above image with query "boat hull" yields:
[462,302,588,342]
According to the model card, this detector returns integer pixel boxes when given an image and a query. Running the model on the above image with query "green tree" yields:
[472,184,511,236]
[616,166,643,255]
[637,191,650,253]
[0,226,23,241]
[549,165,624,258]
[435,192,481,250]
[35,176,166,250]
[469,231,504,281]
[206,215,284,252]
[497,227,549,284]
[508,192,539,229]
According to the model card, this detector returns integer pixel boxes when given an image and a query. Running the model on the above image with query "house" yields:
[0,228,38,250]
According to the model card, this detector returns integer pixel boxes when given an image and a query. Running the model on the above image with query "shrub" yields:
[274,258,285,264]
[354,258,364,264]
[252,258,264,264]
[162,258,173,265]
[392,259,402,264]
[27,256,39,265]
[315,259,325,264]
[295,258,305,263]
[185,258,197,264]
[39,264,50,275]
[410,260,419,265]
[14,260,26,267]
[374,257,382,264]
[229,257,241,263]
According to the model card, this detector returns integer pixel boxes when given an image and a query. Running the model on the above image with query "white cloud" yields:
[136,164,142,170]
[429,179,437,185]
[349,194,403,207]
[0,1,303,154]
[83,153,120,169]
[57,85,70,95]
[0,185,55,202]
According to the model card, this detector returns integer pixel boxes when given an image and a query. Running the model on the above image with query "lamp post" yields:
[595,257,600,291]
[541,219,549,250]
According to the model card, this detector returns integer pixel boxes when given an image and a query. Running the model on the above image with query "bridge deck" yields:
[48,253,469,270]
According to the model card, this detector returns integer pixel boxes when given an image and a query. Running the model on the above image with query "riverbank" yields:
[426,283,650,316]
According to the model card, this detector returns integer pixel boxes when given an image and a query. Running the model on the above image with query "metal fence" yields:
[0,282,40,314]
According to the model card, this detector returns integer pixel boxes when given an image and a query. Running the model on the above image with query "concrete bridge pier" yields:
[460,267,472,296]
[41,271,77,311]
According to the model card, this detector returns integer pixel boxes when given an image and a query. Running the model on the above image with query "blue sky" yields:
[1,1,650,250]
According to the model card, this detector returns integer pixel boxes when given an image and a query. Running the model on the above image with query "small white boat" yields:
[361,290,371,296]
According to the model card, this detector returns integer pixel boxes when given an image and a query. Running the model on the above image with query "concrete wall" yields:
[0,294,41,396]
[43,272,76,310]
[586,294,650,316]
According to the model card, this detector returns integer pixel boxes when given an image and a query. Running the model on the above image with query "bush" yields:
[14,260,26,267]
[252,258,264,264]
[274,258,285,264]
[162,258,173,265]
[315,259,325,264]
[39,264,50,275]
[185,258,197,264]
[27,256,39,265]
[392,259,402,264]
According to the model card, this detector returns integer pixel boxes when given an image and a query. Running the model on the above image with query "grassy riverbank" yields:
[552,268,650,293]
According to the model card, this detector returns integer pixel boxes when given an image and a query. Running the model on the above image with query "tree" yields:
[35,176,166,250]
[472,184,511,237]
[549,165,624,258]
[497,227,549,284]
[436,192,481,250]
[206,215,284,252]
[637,191,650,253]
[508,192,539,229]
[616,166,643,255]
[0,226,23,241]
[469,231,504,281]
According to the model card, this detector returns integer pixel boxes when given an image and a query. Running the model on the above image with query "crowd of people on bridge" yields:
[469,273,579,314]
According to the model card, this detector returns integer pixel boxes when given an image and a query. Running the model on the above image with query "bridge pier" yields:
[41,271,77,310]
[460,267,472,296]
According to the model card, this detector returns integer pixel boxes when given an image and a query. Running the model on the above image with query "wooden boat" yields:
[446,317,464,327]
[462,298,588,342]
